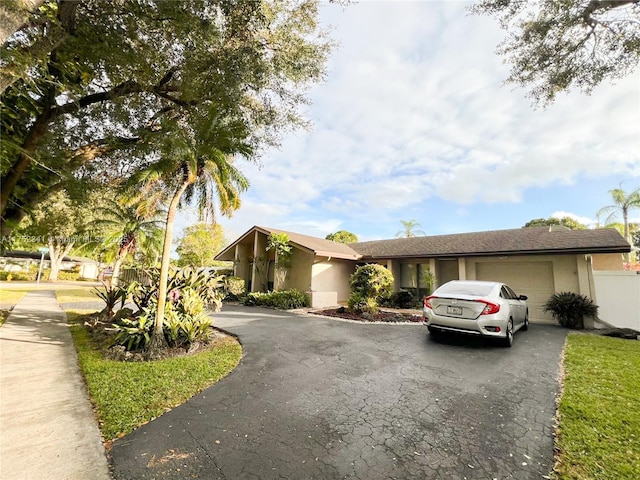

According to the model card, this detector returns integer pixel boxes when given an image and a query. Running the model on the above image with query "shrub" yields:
[543,292,599,329]
[348,264,394,314]
[242,289,308,309]
[58,271,80,281]
[384,290,415,309]
[347,292,378,314]
[224,276,246,300]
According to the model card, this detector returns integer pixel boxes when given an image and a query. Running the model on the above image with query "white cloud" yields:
[551,211,596,227]
[214,1,640,240]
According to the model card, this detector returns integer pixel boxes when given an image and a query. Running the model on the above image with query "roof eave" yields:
[360,246,630,260]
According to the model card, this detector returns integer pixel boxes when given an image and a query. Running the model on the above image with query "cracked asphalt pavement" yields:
[110,305,567,480]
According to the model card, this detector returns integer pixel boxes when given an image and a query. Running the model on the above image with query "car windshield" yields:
[437,282,494,296]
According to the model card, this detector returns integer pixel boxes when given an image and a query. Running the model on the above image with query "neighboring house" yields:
[0,251,100,280]
[216,225,630,324]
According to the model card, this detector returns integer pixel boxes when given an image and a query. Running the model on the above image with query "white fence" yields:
[592,271,640,330]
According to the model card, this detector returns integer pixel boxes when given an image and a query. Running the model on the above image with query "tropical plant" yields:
[597,187,640,263]
[396,219,425,238]
[90,195,165,285]
[93,283,127,318]
[223,276,246,300]
[543,292,599,330]
[348,264,394,314]
[113,309,155,352]
[266,232,293,289]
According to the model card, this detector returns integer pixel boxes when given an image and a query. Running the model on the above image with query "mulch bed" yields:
[311,307,422,323]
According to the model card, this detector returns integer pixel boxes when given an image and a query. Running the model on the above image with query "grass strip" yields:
[554,333,640,479]
[68,312,242,441]
[55,288,100,303]
[0,288,30,304]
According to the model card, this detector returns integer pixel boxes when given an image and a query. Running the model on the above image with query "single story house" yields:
[216,225,630,324]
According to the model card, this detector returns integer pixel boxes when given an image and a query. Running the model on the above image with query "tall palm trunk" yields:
[149,179,191,351]
[111,253,125,287]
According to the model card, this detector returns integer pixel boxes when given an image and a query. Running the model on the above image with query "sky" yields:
[178,0,640,245]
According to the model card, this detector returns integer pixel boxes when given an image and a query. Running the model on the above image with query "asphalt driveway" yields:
[110,305,567,479]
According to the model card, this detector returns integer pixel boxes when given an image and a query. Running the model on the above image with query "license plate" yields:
[447,306,462,315]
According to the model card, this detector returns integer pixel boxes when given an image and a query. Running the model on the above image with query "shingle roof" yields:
[350,226,630,259]
[258,227,362,260]
[215,226,362,261]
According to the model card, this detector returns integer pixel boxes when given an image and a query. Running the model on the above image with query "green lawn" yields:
[554,333,640,479]
[0,288,30,304]
[68,312,242,441]
[55,288,100,303]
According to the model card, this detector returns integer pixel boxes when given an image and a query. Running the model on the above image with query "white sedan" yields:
[422,280,529,347]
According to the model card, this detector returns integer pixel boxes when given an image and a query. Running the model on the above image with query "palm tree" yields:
[396,219,426,238]
[133,134,251,351]
[597,186,640,263]
[91,196,166,286]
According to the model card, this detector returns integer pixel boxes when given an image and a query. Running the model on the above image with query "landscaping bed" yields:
[312,306,422,323]
[68,311,242,442]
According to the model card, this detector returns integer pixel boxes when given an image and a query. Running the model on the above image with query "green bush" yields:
[381,290,415,309]
[242,289,308,309]
[348,264,394,314]
[224,276,246,300]
[543,292,599,329]
[58,271,81,281]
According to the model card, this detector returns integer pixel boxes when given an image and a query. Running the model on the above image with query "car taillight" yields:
[424,296,435,309]
[479,300,500,315]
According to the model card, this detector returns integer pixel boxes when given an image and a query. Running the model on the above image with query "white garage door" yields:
[476,262,555,324]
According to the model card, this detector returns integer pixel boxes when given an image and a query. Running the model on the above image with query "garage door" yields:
[476,262,555,324]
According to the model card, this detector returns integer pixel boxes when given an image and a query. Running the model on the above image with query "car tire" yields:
[521,311,529,331]
[501,319,514,348]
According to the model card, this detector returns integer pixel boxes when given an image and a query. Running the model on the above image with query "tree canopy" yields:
[523,217,587,230]
[471,0,640,106]
[326,230,358,244]
[1,0,332,236]
[176,223,227,268]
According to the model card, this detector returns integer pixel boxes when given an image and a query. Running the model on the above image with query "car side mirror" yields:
[519,295,528,301]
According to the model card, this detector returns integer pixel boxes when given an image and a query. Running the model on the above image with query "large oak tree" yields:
[1,0,332,236]
[471,0,640,106]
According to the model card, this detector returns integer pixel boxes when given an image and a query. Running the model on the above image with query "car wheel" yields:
[521,311,529,331]
[501,319,514,348]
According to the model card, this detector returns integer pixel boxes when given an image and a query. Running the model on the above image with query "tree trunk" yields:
[111,253,126,287]
[149,180,191,352]
[47,239,74,281]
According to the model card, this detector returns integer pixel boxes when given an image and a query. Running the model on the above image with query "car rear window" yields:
[437,282,494,296]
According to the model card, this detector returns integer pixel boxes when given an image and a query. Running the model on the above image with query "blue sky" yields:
[179,1,640,244]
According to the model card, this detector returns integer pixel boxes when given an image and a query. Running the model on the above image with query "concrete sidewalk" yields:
[0,290,111,480]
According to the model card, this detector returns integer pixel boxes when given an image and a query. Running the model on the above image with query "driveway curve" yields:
[110,305,567,480]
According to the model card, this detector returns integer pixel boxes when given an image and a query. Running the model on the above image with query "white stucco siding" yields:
[287,249,314,293]
[311,259,355,305]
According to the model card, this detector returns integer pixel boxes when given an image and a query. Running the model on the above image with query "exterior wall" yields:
[592,253,625,271]
[436,259,459,286]
[286,248,314,293]
[592,271,640,330]
[311,258,355,306]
